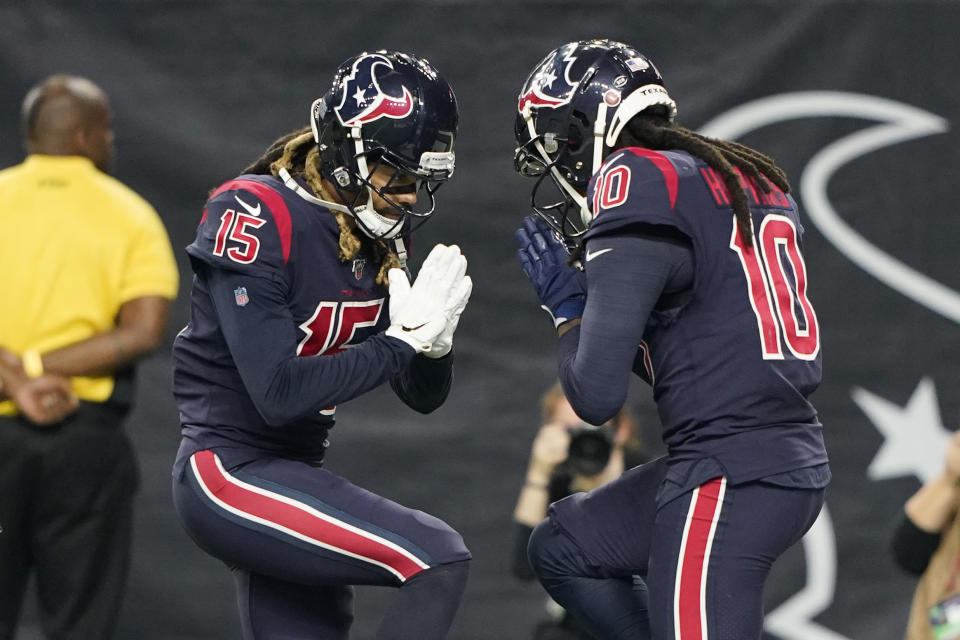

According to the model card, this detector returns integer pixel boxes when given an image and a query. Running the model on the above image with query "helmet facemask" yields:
[515,101,607,243]
[319,119,455,240]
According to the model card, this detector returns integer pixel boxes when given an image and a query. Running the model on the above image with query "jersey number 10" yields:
[730,215,820,361]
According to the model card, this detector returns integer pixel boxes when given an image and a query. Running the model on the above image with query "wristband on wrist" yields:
[22,350,44,378]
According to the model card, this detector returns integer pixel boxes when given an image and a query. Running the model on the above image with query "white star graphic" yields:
[353,86,367,106]
[542,70,557,89]
[852,377,951,484]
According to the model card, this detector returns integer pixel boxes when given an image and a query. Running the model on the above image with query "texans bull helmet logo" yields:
[335,53,415,127]
[517,42,580,113]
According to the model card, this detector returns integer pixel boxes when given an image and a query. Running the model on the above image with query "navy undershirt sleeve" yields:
[205,266,415,426]
[558,231,693,425]
[390,351,454,414]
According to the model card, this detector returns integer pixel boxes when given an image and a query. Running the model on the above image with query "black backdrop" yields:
[3,2,959,638]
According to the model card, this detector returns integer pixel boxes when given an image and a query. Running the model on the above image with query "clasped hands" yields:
[386,244,473,358]
[0,348,78,426]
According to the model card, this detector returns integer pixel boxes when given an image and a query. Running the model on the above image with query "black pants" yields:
[0,403,138,640]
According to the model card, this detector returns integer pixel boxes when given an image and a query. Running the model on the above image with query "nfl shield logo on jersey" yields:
[234,286,249,307]
[352,258,366,280]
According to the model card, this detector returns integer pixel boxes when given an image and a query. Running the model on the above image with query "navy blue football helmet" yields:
[515,39,677,241]
[311,51,458,239]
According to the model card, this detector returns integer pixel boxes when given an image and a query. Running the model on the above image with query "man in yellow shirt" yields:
[0,75,179,639]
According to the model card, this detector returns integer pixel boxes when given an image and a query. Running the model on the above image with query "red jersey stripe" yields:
[625,147,679,209]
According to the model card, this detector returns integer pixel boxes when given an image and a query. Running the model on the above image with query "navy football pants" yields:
[173,449,471,639]
[528,457,824,640]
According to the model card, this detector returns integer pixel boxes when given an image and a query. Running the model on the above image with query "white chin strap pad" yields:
[353,137,403,240]
[278,166,401,239]
[354,201,403,239]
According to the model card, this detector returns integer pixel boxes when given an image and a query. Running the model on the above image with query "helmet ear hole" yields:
[566,124,584,153]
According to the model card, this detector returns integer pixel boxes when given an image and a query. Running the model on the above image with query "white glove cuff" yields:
[424,343,452,359]
[385,326,432,353]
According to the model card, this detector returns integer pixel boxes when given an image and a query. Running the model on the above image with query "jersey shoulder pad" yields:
[585,148,689,239]
[187,175,294,276]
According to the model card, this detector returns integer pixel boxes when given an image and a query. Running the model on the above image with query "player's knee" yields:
[443,529,471,564]
[527,516,570,580]
[405,559,470,600]
[409,510,471,565]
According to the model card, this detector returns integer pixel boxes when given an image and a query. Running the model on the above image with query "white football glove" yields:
[385,244,471,354]
[425,272,472,358]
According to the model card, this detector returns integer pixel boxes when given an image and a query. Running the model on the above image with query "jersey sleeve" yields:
[390,351,454,413]
[186,178,293,281]
[204,265,415,427]
[557,233,692,425]
[585,148,687,241]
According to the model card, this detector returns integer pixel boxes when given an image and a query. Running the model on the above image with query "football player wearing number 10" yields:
[513,40,830,639]
[171,51,472,639]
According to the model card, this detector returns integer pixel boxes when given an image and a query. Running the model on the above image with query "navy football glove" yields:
[515,215,586,327]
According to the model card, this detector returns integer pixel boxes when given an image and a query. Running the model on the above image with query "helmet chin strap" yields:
[277,168,410,275]
[351,137,405,240]
[584,101,608,229]
[392,236,409,272]
[278,166,349,212]
[277,160,403,246]
[278,166,408,270]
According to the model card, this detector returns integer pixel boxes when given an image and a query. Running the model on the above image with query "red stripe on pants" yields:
[191,450,425,580]
[677,477,724,640]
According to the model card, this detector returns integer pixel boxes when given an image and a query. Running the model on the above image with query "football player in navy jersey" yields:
[171,51,472,640]
[513,40,830,639]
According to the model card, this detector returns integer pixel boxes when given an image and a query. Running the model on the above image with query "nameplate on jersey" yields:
[700,167,791,209]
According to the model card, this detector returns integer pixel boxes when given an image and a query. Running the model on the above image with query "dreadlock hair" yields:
[242,126,400,285]
[616,115,791,248]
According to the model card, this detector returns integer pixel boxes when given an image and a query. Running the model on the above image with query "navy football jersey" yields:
[583,148,826,485]
[173,174,446,466]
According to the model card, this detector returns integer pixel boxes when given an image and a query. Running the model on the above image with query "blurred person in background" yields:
[0,74,178,639]
[892,431,960,640]
[513,382,649,639]
[170,51,472,640]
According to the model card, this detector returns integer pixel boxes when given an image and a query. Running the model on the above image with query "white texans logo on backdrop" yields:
[700,92,951,640]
